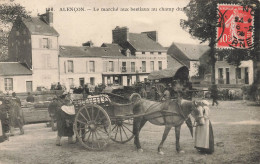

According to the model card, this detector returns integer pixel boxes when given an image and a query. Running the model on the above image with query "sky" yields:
[5,0,206,47]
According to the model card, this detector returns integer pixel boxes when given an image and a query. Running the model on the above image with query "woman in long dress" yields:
[56,94,76,146]
[194,100,214,154]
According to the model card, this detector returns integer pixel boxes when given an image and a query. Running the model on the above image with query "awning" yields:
[148,66,189,80]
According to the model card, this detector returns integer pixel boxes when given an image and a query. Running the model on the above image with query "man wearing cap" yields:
[9,92,24,135]
[48,97,61,131]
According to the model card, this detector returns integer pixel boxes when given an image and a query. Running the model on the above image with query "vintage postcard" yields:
[0,0,259,163]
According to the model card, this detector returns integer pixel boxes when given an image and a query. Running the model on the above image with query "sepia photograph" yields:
[0,0,259,163]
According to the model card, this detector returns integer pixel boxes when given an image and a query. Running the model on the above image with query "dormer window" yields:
[126,49,131,57]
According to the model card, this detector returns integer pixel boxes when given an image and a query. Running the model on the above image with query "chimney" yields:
[82,41,94,47]
[112,26,129,45]
[141,31,157,42]
[46,10,53,27]
[40,8,53,27]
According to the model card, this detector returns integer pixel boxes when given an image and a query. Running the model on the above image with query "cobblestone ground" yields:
[0,100,259,164]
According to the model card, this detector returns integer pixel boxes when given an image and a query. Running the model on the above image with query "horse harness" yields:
[141,99,192,126]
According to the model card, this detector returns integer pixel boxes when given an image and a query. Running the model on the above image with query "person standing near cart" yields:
[194,100,214,154]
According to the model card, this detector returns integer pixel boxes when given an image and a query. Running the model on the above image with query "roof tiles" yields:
[0,63,32,76]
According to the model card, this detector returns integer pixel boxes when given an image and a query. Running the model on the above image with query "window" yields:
[236,68,241,79]
[89,61,95,72]
[68,78,74,88]
[68,60,74,73]
[4,78,13,91]
[158,52,162,55]
[122,62,126,72]
[150,61,154,71]
[150,52,154,55]
[131,62,135,72]
[218,68,223,78]
[90,77,95,85]
[42,38,49,48]
[158,61,162,70]
[16,31,19,36]
[108,61,114,72]
[142,52,145,54]
[107,76,111,84]
[142,61,146,72]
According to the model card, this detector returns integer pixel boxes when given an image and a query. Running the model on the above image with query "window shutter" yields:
[39,38,42,48]
[126,61,130,72]
[49,39,52,49]
[103,61,107,72]
[64,61,66,73]
[86,61,88,73]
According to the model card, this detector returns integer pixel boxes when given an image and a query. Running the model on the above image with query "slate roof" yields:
[167,43,190,67]
[22,17,59,36]
[128,33,166,52]
[0,62,32,76]
[59,46,124,57]
[171,43,210,60]
[101,43,123,50]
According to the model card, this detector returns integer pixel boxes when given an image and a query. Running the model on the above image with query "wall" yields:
[59,57,103,89]
[215,60,254,85]
[0,75,33,93]
[190,60,200,77]
[31,35,59,90]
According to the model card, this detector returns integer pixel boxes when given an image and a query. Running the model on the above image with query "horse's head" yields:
[190,100,210,126]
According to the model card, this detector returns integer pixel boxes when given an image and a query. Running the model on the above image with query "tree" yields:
[0,3,30,61]
[181,0,259,84]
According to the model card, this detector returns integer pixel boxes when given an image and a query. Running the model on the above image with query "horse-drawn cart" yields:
[71,93,140,150]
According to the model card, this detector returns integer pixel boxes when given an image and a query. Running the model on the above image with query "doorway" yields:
[245,67,249,84]
[79,78,85,87]
[26,81,33,92]
[226,68,230,84]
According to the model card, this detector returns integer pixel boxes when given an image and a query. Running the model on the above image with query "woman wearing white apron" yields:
[194,100,214,154]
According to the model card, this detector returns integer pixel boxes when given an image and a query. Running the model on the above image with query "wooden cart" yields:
[72,93,141,150]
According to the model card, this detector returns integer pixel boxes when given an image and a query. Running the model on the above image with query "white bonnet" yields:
[201,100,210,106]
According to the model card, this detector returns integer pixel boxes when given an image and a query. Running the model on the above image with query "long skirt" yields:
[195,119,214,154]
[56,109,75,137]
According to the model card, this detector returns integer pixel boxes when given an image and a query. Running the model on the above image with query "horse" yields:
[132,98,204,155]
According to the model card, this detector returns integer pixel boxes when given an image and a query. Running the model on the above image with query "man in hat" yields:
[48,97,61,131]
[26,92,35,103]
[9,92,24,135]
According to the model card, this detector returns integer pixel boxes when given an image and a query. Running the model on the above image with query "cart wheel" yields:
[74,104,111,150]
[155,83,166,100]
[129,93,141,103]
[110,118,134,144]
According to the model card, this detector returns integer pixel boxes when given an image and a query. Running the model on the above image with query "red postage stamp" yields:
[217,4,254,49]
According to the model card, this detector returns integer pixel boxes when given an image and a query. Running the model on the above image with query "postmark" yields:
[216,4,254,49]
